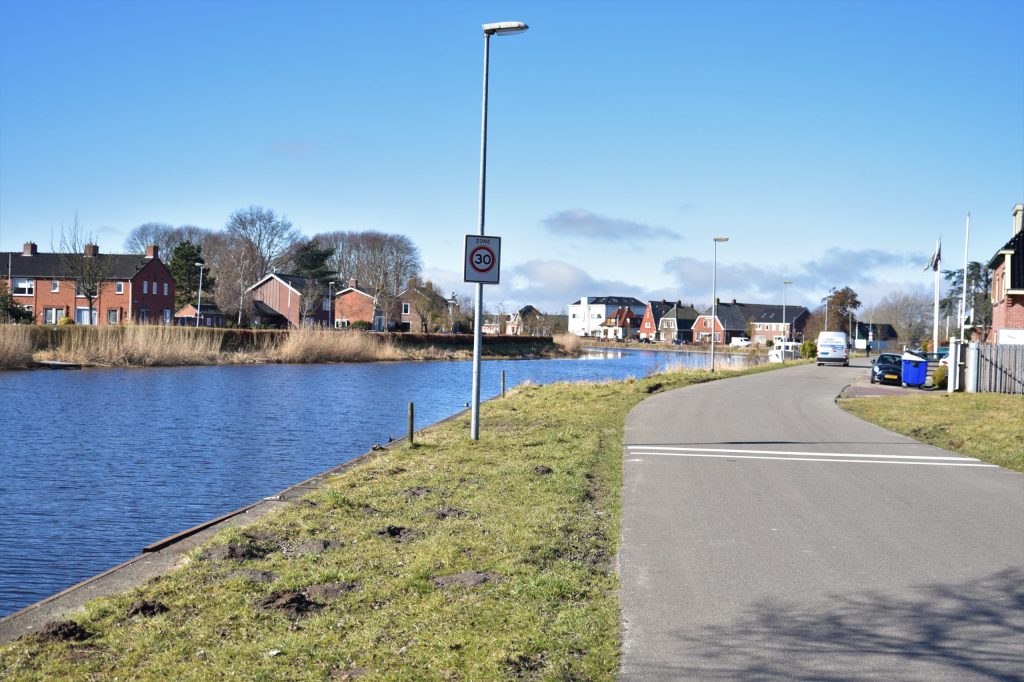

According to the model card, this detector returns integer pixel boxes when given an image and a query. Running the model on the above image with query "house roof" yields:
[699,302,808,329]
[645,300,679,323]
[174,303,227,317]
[988,229,1024,289]
[246,273,327,297]
[2,250,159,280]
[601,306,642,328]
[577,296,646,308]
[855,322,898,340]
[661,304,700,324]
[252,300,287,318]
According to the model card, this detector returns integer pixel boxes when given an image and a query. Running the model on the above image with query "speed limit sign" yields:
[464,235,501,284]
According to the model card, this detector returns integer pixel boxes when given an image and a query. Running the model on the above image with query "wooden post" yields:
[408,402,414,444]
[501,369,506,398]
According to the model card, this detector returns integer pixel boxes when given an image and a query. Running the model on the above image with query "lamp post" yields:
[195,262,205,328]
[328,281,334,329]
[710,236,729,371]
[782,279,793,361]
[470,20,528,442]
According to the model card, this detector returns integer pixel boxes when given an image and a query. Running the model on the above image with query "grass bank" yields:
[0,326,575,369]
[0,363,779,680]
[840,393,1024,472]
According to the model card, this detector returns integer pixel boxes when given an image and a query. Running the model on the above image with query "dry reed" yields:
[36,325,224,367]
[0,325,35,369]
[553,332,583,354]
[272,328,409,363]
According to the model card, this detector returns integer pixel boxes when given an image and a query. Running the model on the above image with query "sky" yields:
[1,0,1022,315]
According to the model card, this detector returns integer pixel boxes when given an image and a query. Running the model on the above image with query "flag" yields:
[925,238,941,272]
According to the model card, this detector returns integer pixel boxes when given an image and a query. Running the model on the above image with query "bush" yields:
[801,340,817,358]
[933,365,948,389]
[350,320,373,330]
[57,316,75,325]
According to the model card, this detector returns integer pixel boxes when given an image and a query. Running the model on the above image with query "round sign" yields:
[469,245,496,273]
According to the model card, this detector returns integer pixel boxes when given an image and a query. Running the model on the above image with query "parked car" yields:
[870,353,903,385]
[730,337,751,347]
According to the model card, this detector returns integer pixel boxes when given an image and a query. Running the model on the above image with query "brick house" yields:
[638,300,676,341]
[692,301,746,344]
[598,306,643,340]
[657,302,701,343]
[747,305,810,345]
[174,303,229,327]
[333,279,393,330]
[246,273,329,328]
[567,296,647,336]
[398,281,452,332]
[3,242,174,325]
[987,203,1024,344]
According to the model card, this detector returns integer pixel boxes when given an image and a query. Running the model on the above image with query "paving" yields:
[620,358,1024,680]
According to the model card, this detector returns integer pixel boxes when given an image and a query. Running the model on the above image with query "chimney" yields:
[22,242,37,256]
[581,296,589,305]
[84,243,98,257]
[1013,203,1023,235]
[731,299,737,305]
[145,244,158,259]
[348,278,358,289]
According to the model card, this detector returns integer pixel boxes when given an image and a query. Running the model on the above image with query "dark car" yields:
[870,353,902,385]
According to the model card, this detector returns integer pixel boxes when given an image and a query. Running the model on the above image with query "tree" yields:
[123,222,176,255]
[408,278,447,332]
[824,286,861,335]
[225,207,299,278]
[57,214,108,325]
[0,279,33,323]
[866,291,932,346]
[284,238,335,281]
[204,233,261,325]
[298,277,327,325]
[941,262,992,338]
[168,240,214,309]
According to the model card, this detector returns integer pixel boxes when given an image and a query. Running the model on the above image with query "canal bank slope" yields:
[0,364,780,679]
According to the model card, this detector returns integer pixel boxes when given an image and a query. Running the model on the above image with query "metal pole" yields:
[959,213,970,342]
[328,282,333,329]
[711,240,718,372]
[408,402,414,444]
[470,32,491,441]
[501,369,506,398]
[195,264,204,328]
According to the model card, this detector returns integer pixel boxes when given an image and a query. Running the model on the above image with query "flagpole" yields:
[959,213,970,342]
[932,237,940,353]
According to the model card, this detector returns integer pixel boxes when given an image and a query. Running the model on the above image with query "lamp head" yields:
[483,21,529,36]
[713,236,729,243]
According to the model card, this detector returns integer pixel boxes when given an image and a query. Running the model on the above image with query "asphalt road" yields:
[620,359,1024,680]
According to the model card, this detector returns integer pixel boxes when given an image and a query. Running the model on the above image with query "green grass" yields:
[0,364,782,681]
[840,393,1024,472]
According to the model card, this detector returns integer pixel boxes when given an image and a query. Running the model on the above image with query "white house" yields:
[567,296,647,336]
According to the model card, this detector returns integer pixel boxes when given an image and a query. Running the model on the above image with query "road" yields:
[620,359,1024,680]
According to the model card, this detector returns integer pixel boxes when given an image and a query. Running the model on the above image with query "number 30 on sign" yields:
[464,235,501,284]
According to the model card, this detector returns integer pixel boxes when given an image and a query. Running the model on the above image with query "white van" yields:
[768,341,802,363]
[816,331,849,366]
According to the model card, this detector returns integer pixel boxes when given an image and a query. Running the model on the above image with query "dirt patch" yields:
[254,590,323,617]
[360,505,379,516]
[533,465,553,475]
[506,652,546,677]
[376,525,415,542]
[126,600,168,618]
[432,571,501,589]
[332,667,369,680]
[229,569,277,583]
[293,538,344,556]
[31,620,93,643]
[400,487,432,497]
[645,382,664,393]
[199,541,272,562]
[430,505,468,520]
[305,581,359,600]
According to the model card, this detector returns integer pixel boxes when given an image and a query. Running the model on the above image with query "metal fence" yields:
[975,344,1024,395]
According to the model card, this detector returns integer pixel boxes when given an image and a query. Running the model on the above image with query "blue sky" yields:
[1,0,1022,314]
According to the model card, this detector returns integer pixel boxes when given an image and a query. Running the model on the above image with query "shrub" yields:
[350,320,373,330]
[57,316,75,325]
[933,365,948,389]
[801,340,817,358]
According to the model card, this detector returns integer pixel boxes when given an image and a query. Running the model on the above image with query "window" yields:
[45,307,65,324]
[13,278,33,296]
[323,299,330,311]
[75,307,97,325]
[115,281,124,295]
[107,309,119,325]
[402,302,410,315]
[163,283,168,296]
[139,308,149,322]
[143,281,148,294]
[163,309,171,324]
[51,279,59,293]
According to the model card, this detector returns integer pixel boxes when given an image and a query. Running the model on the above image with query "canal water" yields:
[0,348,745,616]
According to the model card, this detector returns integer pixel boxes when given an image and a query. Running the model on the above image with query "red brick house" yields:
[3,242,174,325]
[987,203,1024,344]
[174,303,229,327]
[398,281,451,332]
[246,273,329,328]
[599,306,643,340]
[638,300,676,341]
[333,279,393,330]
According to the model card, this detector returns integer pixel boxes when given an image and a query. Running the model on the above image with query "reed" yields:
[272,327,409,363]
[553,332,583,354]
[0,325,34,369]
[36,325,224,367]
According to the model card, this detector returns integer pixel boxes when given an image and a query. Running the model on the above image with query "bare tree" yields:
[226,206,299,278]
[298,277,326,325]
[123,222,176,255]
[205,233,261,325]
[58,214,108,324]
[407,278,446,332]
[865,291,932,347]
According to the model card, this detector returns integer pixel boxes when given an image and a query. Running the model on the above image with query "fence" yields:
[974,344,1024,395]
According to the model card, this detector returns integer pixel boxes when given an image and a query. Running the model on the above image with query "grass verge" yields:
[0,363,779,680]
[840,393,1024,472]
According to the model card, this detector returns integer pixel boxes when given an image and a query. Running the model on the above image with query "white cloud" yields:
[542,209,680,242]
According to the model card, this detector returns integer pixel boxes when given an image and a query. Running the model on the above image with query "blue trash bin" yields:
[901,352,927,387]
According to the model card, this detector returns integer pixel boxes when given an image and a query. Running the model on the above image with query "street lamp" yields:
[470,20,528,442]
[710,236,729,371]
[195,262,205,328]
[782,280,793,363]
[328,281,334,329]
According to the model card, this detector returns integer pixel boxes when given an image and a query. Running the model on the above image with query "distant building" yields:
[658,302,701,343]
[246,273,329,328]
[693,300,809,345]
[3,242,174,325]
[174,302,228,328]
[568,296,646,336]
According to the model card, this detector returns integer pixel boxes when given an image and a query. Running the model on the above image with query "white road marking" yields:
[626,448,997,468]
[627,445,981,462]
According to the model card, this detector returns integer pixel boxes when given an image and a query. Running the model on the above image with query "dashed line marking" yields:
[625,445,998,468]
